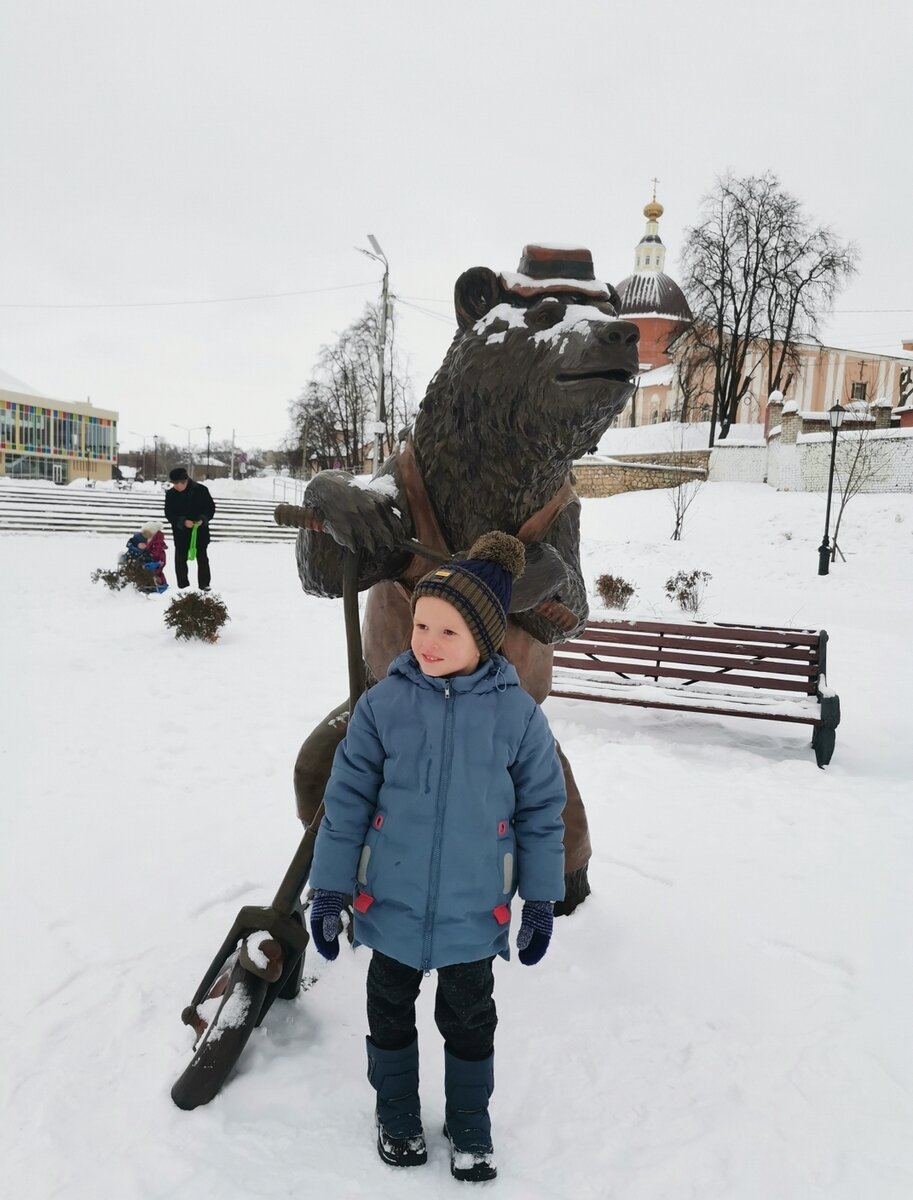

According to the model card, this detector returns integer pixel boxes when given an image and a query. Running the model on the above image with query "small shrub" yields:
[894,512,905,524]
[123,557,156,590]
[164,592,230,643]
[664,569,712,616]
[782,530,793,541]
[91,565,130,591]
[90,558,152,592]
[595,573,636,610]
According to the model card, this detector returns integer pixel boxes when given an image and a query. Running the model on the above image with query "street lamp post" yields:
[153,434,159,481]
[170,424,205,477]
[127,430,154,479]
[817,402,847,576]
[356,234,390,476]
[205,425,212,479]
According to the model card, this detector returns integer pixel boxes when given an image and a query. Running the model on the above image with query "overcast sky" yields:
[1,0,910,453]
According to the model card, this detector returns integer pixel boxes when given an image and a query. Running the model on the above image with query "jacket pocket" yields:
[356,844,372,886]
[357,811,386,887]
[496,818,516,896]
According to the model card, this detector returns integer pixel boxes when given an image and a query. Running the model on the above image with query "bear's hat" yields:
[500,243,610,301]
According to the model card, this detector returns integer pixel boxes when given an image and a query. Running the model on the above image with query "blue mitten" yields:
[516,900,554,966]
[143,561,163,571]
[309,890,347,960]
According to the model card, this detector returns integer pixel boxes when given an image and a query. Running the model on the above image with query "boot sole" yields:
[443,1124,497,1182]
[376,1126,427,1168]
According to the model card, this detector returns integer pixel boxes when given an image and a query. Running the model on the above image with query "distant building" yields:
[616,188,692,370]
[192,454,230,480]
[611,193,913,431]
[0,371,118,483]
[613,191,692,426]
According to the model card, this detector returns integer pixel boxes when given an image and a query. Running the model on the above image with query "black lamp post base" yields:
[818,540,831,576]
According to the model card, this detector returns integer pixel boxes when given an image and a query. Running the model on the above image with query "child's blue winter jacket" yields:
[310,650,566,971]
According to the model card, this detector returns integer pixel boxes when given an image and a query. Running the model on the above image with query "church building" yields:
[611,189,913,432]
[613,189,691,426]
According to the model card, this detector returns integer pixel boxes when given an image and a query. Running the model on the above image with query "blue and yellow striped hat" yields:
[411,531,526,661]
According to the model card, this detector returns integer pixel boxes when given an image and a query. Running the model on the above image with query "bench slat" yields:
[567,627,820,663]
[589,618,821,647]
[549,688,820,726]
[551,656,815,693]
[560,642,818,679]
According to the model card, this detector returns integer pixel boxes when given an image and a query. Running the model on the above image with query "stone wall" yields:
[708,443,768,483]
[797,428,913,493]
[763,396,913,493]
[574,451,709,498]
[766,439,801,491]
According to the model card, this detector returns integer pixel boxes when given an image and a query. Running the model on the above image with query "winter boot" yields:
[366,1037,427,1168]
[443,1049,496,1182]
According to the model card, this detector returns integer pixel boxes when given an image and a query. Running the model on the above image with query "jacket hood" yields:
[388,649,520,695]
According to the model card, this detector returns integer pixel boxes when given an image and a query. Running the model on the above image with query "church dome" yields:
[615,270,692,322]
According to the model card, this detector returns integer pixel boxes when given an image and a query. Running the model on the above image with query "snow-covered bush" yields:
[595,573,636,610]
[90,558,153,592]
[664,569,712,616]
[164,592,230,643]
[91,565,130,591]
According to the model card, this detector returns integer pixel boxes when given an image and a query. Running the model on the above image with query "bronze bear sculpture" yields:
[293,245,639,913]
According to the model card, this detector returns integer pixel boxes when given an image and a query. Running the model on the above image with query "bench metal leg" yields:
[812,693,840,768]
[812,724,836,768]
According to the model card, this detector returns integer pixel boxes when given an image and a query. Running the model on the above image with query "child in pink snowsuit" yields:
[126,522,168,592]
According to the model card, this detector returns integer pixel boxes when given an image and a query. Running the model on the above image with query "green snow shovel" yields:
[186,522,199,562]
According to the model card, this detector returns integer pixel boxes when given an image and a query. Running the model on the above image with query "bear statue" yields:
[293,244,639,914]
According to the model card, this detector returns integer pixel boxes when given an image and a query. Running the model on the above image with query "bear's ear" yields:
[454,267,503,331]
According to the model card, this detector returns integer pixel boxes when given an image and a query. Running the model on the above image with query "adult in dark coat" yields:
[164,467,216,589]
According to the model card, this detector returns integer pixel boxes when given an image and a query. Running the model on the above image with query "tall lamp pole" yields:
[127,430,154,478]
[153,434,159,481]
[170,423,205,477]
[356,234,389,476]
[206,424,212,479]
[817,402,846,576]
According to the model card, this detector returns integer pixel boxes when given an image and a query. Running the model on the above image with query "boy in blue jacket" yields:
[309,532,567,1182]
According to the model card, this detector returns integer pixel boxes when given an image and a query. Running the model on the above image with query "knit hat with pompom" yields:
[411,531,525,661]
[141,521,163,537]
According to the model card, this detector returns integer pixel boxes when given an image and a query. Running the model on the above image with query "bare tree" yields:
[666,423,706,540]
[900,366,913,412]
[675,172,857,445]
[829,401,890,561]
[675,343,715,425]
[288,301,416,475]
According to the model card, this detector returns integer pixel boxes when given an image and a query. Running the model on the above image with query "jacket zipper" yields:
[422,679,453,973]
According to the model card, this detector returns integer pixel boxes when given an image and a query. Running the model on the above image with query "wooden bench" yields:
[549,618,840,767]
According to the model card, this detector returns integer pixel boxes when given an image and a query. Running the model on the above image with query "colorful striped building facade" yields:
[0,383,118,483]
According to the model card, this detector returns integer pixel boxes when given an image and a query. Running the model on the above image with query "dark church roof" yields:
[615,271,692,322]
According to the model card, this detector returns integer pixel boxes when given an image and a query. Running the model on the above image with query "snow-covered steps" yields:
[0,483,297,542]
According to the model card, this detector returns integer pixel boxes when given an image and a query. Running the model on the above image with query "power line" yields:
[396,298,455,325]
[0,280,376,310]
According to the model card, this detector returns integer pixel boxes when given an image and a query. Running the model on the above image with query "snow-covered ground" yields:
[2,483,912,1200]
[597,420,764,455]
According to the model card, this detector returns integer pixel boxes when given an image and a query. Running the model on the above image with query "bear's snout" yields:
[592,319,640,348]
